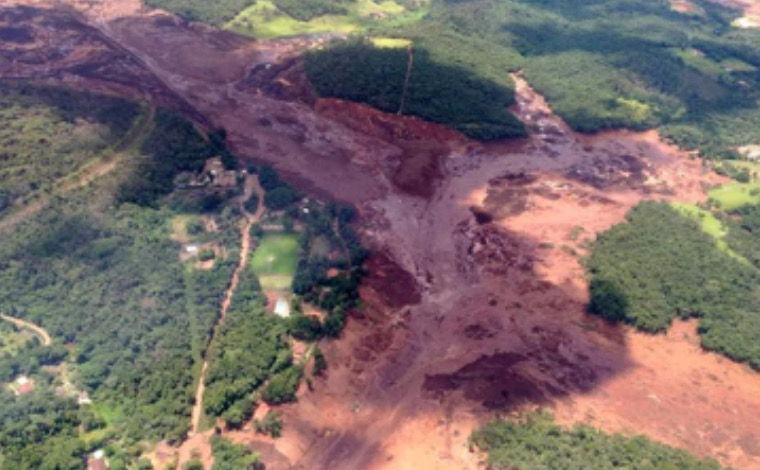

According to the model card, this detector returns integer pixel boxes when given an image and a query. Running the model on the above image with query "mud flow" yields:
[2,2,760,470]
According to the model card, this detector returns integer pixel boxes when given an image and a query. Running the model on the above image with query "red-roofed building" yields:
[87,450,108,470]
[13,376,34,396]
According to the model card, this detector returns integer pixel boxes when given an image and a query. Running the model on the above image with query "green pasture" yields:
[224,0,427,38]
[709,182,760,211]
[251,233,300,290]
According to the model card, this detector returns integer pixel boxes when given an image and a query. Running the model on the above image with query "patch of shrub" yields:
[198,247,215,262]
[287,314,324,341]
[471,412,726,470]
[254,410,283,438]
[211,435,260,470]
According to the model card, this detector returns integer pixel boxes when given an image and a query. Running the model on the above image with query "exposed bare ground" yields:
[3,3,760,470]
[1,314,51,346]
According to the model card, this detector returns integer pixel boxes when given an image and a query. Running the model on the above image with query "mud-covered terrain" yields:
[3,2,760,470]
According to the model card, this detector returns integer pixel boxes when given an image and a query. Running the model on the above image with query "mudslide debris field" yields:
[2,1,760,469]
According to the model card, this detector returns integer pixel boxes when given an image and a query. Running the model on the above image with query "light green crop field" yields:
[251,233,300,289]
[224,0,427,39]
[370,37,412,48]
[708,182,760,211]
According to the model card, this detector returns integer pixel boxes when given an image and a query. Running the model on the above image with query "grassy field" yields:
[224,0,427,38]
[709,181,760,210]
[251,233,300,289]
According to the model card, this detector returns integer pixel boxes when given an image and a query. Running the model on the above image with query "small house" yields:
[87,450,108,470]
[78,391,92,405]
[14,375,34,396]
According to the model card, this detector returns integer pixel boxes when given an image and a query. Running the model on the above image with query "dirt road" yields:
[3,3,760,470]
[177,175,266,469]
[1,314,51,346]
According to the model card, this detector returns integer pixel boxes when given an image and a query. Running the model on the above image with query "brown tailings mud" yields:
[3,2,760,470]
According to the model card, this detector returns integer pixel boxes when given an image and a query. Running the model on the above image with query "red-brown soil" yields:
[3,3,760,470]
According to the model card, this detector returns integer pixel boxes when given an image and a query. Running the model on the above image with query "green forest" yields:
[203,267,290,422]
[0,76,373,467]
[388,0,760,155]
[0,82,247,468]
[471,413,726,470]
[0,389,88,470]
[587,201,760,370]
[0,83,139,216]
[204,180,368,425]
[304,40,526,140]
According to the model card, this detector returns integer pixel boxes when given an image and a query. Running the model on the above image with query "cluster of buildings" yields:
[180,156,244,189]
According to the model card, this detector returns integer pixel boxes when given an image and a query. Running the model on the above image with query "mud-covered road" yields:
[2,2,760,470]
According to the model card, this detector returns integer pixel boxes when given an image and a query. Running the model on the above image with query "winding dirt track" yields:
[3,2,760,470]
[0,314,51,346]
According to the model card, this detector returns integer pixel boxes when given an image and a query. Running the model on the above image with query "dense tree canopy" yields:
[587,202,760,370]
[304,40,526,140]
[471,413,726,470]
[0,82,138,216]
